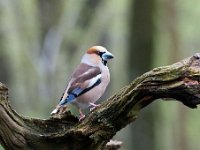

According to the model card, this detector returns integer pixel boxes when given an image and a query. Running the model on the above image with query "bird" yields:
[51,46,114,120]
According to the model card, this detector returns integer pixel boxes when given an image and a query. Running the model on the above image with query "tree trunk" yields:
[128,0,156,149]
[0,54,200,150]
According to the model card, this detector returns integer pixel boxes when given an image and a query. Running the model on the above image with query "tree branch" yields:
[1,53,200,150]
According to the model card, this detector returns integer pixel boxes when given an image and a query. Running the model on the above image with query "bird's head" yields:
[86,46,114,66]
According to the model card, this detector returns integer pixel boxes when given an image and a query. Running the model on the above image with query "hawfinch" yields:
[51,46,114,120]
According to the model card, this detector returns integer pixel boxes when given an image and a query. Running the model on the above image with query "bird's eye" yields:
[96,51,105,57]
[96,51,101,55]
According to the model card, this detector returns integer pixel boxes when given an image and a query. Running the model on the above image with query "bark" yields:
[1,54,200,150]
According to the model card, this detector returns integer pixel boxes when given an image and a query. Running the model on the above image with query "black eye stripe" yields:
[97,51,105,57]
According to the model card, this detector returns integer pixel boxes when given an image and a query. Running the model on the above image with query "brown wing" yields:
[68,63,101,93]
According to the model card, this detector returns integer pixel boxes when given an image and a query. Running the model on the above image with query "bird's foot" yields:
[78,109,85,121]
[89,103,100,112]
[79,114,86,121]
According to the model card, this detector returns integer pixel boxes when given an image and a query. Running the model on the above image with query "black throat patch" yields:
[102,60,107,66]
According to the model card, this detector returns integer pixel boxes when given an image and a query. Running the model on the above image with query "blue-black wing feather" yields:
[59,78,101,106]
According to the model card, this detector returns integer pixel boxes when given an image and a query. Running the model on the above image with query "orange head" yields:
[82,46,114,66]
[87,46,113,60]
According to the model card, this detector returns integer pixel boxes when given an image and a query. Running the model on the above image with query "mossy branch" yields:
[1,54,200,150]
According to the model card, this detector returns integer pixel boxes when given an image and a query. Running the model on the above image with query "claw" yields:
[89,103,100,112]
[78,109,85,121]
[79,114,86,121]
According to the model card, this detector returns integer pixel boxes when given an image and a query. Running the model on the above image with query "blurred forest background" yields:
[0,0,200,150]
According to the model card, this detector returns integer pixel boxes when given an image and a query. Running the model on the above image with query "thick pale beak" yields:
[102,51,114,61]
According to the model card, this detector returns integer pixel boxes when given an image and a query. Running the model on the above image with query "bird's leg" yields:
[78,109,85,121]
[89,103,100,112]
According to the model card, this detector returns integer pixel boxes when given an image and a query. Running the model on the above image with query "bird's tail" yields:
[50,105,61,115]
[51,95,72,115]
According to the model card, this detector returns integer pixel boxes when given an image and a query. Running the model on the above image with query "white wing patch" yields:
[88,74,101,88]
